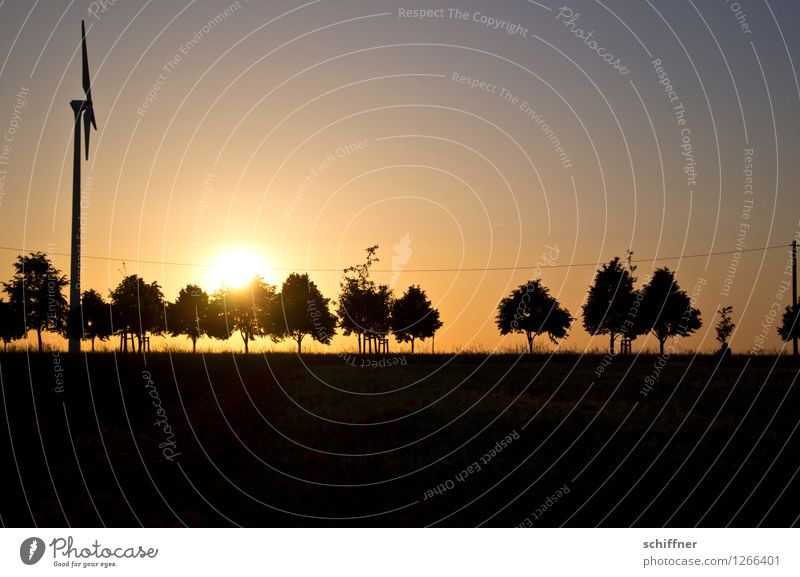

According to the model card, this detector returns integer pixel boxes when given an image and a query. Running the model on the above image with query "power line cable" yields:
[0,243,791,273]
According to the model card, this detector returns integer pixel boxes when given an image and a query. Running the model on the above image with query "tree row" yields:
[2,249,798,354]
[497,255,798,355]
[0,246,441,354]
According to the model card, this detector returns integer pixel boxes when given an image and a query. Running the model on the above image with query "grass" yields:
[0,351,797,527]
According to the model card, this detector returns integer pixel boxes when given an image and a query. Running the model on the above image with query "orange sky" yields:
[1,1,800,353]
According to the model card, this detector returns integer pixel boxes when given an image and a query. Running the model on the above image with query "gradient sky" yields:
[1,0,799,353]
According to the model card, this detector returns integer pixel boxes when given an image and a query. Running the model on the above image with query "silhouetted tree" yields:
[275,273,336,353]
[79,289,112,352]
[715,305,735,352]
[204,295,233,344]
[496,280,572,354]
[392,285,442,353]
[166,284,209,353]
[582,257,638,355]
[110,274,164,353]
[639,267,702,356]
[0,300,25,351]
[365,284,393,341]
[337,245,393,354]
[2,252,69,351]
[777,303,799,344]
[211,276,277,353]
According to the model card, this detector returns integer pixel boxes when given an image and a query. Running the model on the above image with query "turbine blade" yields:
[83,109,91,160]
[88,104,97,130]
[81,21,93,101]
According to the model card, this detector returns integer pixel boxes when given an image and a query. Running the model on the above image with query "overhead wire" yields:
[0,242,792,273]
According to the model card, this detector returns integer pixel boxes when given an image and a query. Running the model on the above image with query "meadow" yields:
[0,352,797,527]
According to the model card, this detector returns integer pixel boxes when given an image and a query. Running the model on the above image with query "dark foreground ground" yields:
[0,352,797,527]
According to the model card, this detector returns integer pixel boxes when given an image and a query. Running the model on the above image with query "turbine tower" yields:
[68,20,98,353]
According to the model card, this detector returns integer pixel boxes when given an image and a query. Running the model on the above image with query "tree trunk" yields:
[91,337,95,352]
[528,333,534,355]
[609,331,615,355]
[37,328,43,352]
[411,337,415,354]
[192,337,197,354]
[241,330,249,354]
[297,334,303,354]
[659,336,665,357]
[358,333,362,355]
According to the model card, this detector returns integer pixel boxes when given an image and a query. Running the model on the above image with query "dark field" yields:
[0,352,798,527]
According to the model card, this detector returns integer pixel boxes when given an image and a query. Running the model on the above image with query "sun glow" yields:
[206,249,274,291]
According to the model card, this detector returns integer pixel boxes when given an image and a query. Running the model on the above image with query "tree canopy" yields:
[715,305,735,351]
[777,303,799,344]
[2,252,69,351]
[210,276,277,353]
[392,285,442,353]
[496,280,572,354]
[110,274,165,353]
[0,300,25,351]
[275,273,336,354]
[79,289,112,352]
[166,284,209,353]
[638,267,702,356]
[337,245,393,354]
[582,257,638,354]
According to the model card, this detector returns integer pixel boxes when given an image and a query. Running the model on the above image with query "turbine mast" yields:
[68,20,97,353]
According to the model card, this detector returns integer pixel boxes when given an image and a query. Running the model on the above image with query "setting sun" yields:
[205,249,274,291]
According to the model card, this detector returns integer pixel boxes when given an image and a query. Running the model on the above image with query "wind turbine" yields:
[68,20,98,353]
